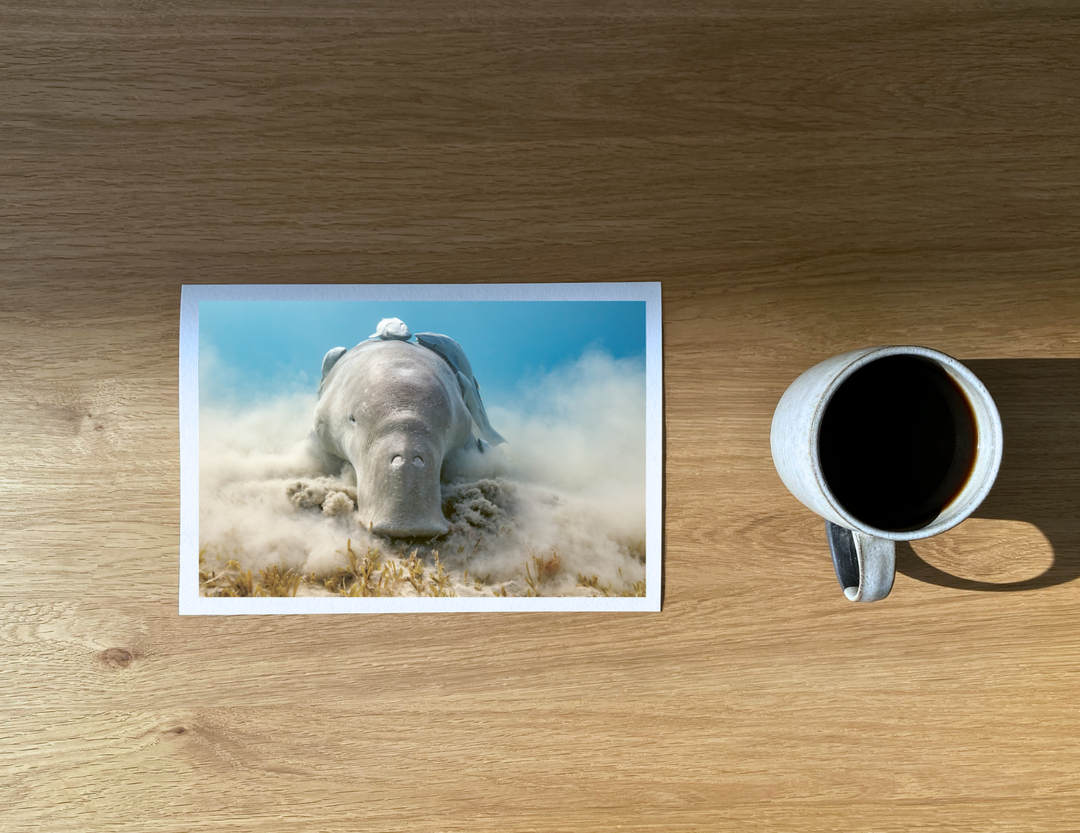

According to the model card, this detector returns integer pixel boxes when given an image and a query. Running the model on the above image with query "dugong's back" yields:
[315,340,471,460]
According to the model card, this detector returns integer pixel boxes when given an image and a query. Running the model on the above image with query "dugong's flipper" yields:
[415,332,506,446]
[369,318,412,340]
[321,347,348,381]
[414,332,474,379]
[456,370,507,446]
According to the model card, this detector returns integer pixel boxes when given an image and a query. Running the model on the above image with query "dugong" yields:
[414,332,507,446]
[312,339,484,538]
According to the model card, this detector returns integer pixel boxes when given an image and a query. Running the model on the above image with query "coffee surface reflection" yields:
[819,355,977,532]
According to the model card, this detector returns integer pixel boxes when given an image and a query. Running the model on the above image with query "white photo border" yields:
[179,282,662,614]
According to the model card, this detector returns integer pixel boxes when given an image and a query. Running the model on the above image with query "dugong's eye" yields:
[348,415,356,424]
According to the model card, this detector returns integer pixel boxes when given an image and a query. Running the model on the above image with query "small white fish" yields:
[369,318,412,340]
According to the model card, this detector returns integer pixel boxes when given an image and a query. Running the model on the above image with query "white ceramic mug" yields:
[770,346,1003,602]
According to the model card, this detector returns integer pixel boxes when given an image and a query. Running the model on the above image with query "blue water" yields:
[199,300,645,407]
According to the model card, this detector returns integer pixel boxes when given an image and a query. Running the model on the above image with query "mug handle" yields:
[825,521,895,602]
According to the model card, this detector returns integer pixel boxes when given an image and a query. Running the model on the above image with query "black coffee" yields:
[818,355,977,532]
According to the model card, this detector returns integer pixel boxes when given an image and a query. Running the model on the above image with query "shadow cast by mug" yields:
[896,359,1080,592]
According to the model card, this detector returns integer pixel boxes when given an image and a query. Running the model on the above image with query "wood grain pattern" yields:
[3,1,1080,829]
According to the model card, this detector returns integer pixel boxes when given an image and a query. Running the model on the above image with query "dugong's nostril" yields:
[391,455,404,467]
[413,455,424,468]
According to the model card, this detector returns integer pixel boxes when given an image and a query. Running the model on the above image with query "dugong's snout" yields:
[371,517,449,539]
[362,436,450,539]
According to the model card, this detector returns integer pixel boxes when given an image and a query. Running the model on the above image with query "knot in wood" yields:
[100,647,133,669]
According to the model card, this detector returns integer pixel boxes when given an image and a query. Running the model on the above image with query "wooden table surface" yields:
[3,1,1079,830]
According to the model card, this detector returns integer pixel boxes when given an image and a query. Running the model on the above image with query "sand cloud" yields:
[199,350,647,598]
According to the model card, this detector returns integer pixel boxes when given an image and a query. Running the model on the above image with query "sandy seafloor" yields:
[200,471,646,599]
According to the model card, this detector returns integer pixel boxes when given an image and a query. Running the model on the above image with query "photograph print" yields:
[179,283,662,613]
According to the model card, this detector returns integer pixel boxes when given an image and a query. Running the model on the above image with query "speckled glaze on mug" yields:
[770,346,1003,602]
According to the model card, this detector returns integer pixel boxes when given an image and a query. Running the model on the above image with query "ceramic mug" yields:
[770,346,1003,602]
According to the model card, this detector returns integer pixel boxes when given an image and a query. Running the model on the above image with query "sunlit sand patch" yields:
[910,518,1053,585]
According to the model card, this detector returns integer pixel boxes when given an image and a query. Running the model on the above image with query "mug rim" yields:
[808,345,1004,541]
